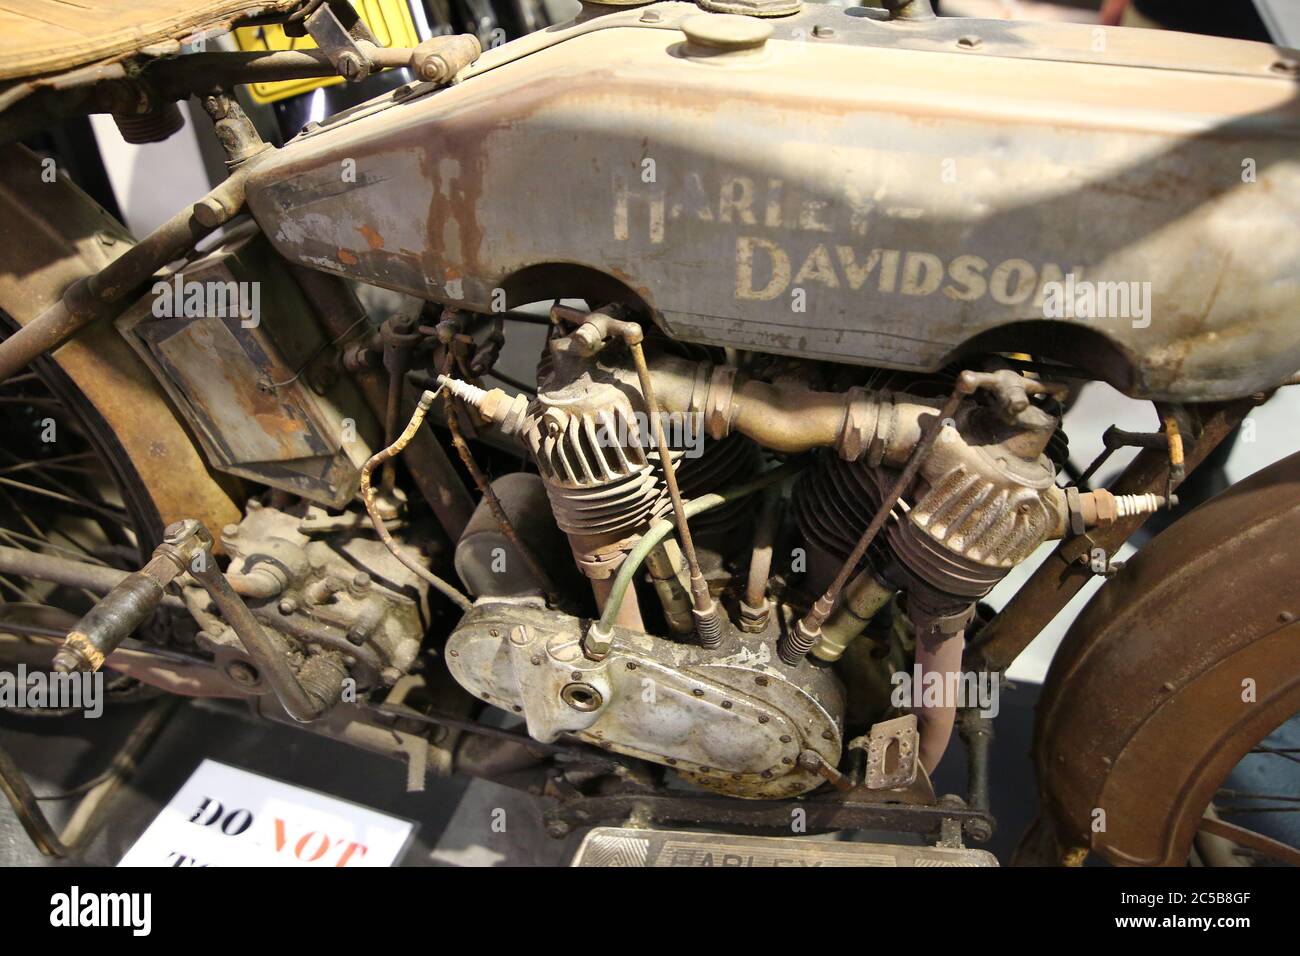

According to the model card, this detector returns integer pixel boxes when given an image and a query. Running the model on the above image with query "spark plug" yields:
[436,375,530,437]
[1064,487,1177,536]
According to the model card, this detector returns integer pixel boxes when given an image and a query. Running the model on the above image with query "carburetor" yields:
[185,500,430,694]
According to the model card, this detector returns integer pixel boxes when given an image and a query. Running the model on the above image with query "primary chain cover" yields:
[446,602,844,798]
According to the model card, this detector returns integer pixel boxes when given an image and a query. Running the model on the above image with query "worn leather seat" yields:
[0,0,303,81]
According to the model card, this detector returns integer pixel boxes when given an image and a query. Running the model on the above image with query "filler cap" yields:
[681,14,774,53]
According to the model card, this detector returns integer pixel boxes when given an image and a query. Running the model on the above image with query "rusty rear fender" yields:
[1030,449,1300,866]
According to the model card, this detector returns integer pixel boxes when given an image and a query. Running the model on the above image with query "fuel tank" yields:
[244,3,1300,401]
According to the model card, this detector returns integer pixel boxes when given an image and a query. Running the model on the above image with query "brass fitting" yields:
[811,573,896,662]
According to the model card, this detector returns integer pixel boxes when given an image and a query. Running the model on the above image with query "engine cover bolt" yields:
[225,660,259,687]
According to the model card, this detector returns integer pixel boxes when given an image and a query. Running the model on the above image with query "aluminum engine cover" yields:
[446,602,844,798]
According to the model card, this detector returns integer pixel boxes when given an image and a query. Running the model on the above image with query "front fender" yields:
[1030,449,1300,866]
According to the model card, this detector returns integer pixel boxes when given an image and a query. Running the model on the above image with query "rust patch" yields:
[338,248,359,265]
[357,224,385,250]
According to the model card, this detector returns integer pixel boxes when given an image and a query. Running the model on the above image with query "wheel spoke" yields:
[0,527,111,567]
[0,574,39,603]
[0,452,96,477]
[1250,745,1300,766]
[0,476,126,523]
[1200,816,1300,866]
[1217,789,1300,804]
[1217,806,1300,815]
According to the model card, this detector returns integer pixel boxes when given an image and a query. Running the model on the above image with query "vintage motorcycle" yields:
[0,0,1297,866]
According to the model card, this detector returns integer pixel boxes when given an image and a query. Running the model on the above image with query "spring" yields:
[695,608,723,648]
[776,622,816,665]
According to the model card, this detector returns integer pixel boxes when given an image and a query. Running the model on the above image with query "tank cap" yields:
[681,14,774,52]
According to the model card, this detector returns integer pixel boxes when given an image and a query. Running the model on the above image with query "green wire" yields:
[597,460,806,632]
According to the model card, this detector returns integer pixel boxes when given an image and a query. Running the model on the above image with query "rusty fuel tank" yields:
[243,3,1300,402]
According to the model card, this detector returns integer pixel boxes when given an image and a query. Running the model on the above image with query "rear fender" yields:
[1030,450,1300,866]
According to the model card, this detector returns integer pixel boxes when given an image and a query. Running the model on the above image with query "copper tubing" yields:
[740,486,781,630]
[912,629,966,775]
[359,389,473,612]
[594,462,804,634]
[590,573,647,631]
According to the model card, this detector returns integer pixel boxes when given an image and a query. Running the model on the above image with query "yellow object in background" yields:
[233,0,421,104]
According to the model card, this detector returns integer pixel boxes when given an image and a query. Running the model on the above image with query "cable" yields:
[359,386,473,611]
[266,315,370,390]
[439,367,559,605]
[596,461,804,633]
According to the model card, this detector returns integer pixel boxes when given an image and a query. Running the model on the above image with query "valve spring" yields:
[696,609,723,648]
[776,626,815,666]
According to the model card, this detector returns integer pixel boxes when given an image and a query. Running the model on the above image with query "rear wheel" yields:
[1196,711,1300,866]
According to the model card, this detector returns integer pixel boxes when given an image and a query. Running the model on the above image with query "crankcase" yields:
[446,602,844,798]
